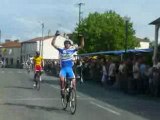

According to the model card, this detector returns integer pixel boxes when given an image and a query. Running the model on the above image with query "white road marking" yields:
[18,71,23,73]
[1,71,5,73]
[50,85,59,90]
[90,101,121,116]
[8,71,13,73]
[0,97,92,101]
[0,98,59,101]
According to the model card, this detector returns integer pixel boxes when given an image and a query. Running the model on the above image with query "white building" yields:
[0,40,21,67]
[21,35,73,62]
[135,37,150,49]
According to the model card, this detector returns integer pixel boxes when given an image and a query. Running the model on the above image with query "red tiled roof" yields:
[22,36,53,43]
[1,41,21,48]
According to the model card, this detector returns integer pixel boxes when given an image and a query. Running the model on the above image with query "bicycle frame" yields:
[65,78,73,89]
[61,78,77,114]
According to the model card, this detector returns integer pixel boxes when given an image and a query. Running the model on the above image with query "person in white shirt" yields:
[108,62,116,85]
[101,60,107,86]
[133,60,140,93]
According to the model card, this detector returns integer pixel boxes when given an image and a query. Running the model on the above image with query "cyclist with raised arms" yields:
[51,31,84,98]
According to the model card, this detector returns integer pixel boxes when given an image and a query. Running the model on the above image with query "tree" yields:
[72,11,139,53]
[144,37,150,42]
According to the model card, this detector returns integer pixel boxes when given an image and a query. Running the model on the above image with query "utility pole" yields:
[41,23,44,57]
[77,3,85,34]
[0,30,1,44]
[48,29,51,37]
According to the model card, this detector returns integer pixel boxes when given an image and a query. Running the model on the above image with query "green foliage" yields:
[72,10,139,53]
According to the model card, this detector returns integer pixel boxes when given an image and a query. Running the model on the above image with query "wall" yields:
[43,36,67,59]
[4,47,21,66]
[21,36,74,61]
[21,42,37,62]
[135,42,150,49]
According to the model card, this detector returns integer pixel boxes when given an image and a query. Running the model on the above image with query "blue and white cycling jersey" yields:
[57,48,77,68]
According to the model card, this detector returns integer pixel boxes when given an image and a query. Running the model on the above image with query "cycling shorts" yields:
[60,67,75,79]
[34,65,42,72]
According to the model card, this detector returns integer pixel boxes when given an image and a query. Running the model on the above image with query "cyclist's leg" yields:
[34,65,37,81]
[60,68,66,89]
[59,68,66,97]
[33,65,39,87]
[60,76,65,89]
[33,72,37,87]
[34,73,37,80]
[39,65,43,81]
[71,78,76,90]
[66,67,76,89]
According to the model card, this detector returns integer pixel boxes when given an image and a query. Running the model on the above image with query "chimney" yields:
[5,39,11,43]
[14,40,19,42]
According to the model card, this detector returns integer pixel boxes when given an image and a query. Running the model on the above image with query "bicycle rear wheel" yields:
[69,88,77,114]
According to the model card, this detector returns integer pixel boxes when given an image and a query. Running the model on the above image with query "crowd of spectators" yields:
[80,55,160,97]
[44,55,160,97]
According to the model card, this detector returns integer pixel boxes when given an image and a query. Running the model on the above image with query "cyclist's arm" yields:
[41,58,44,68]
[51,36,59,50]
[75,35,84,50]
[51,31,61,50]
[33,58,35,68]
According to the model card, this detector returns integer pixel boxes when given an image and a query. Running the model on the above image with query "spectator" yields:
[101,59,107,86]
[132,58,140,94]
[119,61,127,92]
[108,61,116,85]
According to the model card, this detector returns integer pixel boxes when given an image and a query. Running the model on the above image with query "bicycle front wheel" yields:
[36,73,40,91]
[69,88,77,114]
[61,89,68,110]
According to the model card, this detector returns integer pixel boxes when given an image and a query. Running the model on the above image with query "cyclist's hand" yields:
[55,30,60,36]
[78,34,84,39]
[78,34,83,37]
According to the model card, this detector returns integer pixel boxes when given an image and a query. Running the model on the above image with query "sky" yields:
[0,0,159,42]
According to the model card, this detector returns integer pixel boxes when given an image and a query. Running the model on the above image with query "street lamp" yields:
[124,16,130,53]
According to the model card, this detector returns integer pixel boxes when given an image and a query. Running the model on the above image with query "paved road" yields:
[0,68,160,120]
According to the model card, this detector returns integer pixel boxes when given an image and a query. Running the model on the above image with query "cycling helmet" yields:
[64,40,71,45]
[55,30,60,36]
[36,51,40,55]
